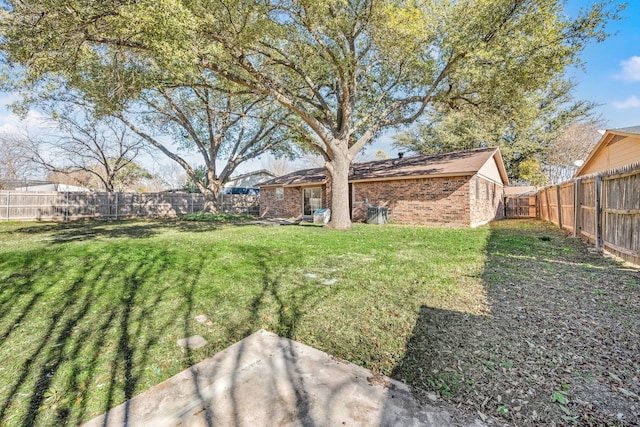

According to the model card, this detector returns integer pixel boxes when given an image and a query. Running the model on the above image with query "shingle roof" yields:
[230,169,276,181]
[504,186,538,196]
[260,166,326,186]
[612,126,640,135]
[260,147,507,187]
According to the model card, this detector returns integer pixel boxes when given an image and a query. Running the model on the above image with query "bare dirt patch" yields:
[393,220,640,426]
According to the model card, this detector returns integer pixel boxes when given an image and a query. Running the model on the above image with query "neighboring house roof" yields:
[611,126,640,135]
[260,147,509,187]
[260,166,325,187]
[224,169,276,188]
[0,179,51,190]
[228,169,276,182]
[575,126,640,177]
[224,169,277,188]
[504,186,538,196]
[13,183,91,192]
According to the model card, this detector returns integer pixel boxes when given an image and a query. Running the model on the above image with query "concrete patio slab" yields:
[82,330,488,427]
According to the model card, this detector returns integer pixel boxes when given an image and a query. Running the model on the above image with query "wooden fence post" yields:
[573,178,581,237]
[65,192,69,222]
[544,187,551,223]
[6,192,10,221]
[556,184,562,229]
[115,193,119,221]
[595,175,602,250]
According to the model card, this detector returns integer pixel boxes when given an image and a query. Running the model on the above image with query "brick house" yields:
[259,147,509,227]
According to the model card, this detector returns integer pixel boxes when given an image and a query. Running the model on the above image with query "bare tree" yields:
[261,156,296,177]
[544,119,605,184]
[45,169,94,188]
[117,85,299,211]
[127,173,169,193]
[0,132,31,187]
[154,162,187,190]
[26,113,148,192]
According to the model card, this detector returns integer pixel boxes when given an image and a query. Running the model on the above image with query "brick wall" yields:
[260,187,303,218]
[262,176,505,226]
[469,175,505,227]
[260,186,328,218]
[351,176,472,226]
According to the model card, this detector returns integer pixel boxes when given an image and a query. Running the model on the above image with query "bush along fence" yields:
[537,163,640,266]
[0,192,260,222]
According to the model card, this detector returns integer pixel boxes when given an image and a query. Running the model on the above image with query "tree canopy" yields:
[1,0,620,227]
[393,78,600,183]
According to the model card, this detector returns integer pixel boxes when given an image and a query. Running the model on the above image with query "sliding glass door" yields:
[303,187,322,215]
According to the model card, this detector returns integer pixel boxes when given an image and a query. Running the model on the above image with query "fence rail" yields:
[537,164,640,266]
[0,192,260,221]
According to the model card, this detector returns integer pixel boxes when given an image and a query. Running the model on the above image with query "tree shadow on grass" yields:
[192,243,331,426]
[0,238,208,426]
[231,243,334,340]
[0,218,336,426]
[153,242,330,427]
[80,241,334,426]
[8,220,170,243]
[391,220,640,426]
[5,218,233,243]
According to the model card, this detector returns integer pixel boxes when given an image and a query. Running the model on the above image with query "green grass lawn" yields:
[1,219,638,426]
[0,219,490,426]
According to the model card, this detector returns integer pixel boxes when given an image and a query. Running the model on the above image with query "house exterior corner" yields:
[469,175,506,228]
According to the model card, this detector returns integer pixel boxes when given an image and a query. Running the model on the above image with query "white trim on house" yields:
[476,157,506,186]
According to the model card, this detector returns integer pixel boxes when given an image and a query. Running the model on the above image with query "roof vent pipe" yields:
[398,152,404,159]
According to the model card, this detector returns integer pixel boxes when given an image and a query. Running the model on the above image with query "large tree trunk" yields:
[201,182,222,213]
[326,155,352,230]
[202,192,218,213]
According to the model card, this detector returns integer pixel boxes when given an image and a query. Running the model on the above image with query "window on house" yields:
[275,188,284,200]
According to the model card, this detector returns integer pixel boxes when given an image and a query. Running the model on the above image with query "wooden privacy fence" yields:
[537,164,640,266]
[504,195,537,218]
[0,192,260,221]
